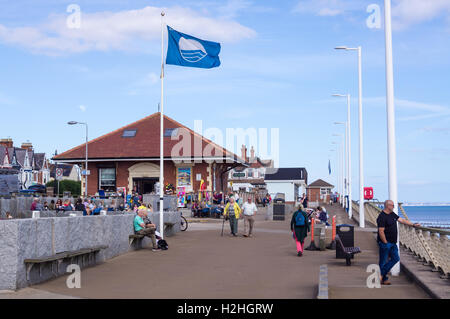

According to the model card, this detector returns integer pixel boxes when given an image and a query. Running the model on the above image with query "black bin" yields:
[273,203,285,221]
[336,224,355,259]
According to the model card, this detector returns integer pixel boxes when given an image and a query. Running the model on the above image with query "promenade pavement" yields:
[2,205,430,299]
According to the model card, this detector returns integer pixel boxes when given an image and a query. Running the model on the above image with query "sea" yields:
[400,206,450,229]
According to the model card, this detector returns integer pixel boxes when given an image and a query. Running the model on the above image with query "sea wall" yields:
[0,211,181,290]
[0,197,123,218]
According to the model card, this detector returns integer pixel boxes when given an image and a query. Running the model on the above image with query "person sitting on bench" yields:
[134,208,160,251]
[191,201,200,217]
[317,206,330,226]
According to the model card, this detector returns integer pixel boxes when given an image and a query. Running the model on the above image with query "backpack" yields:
[295,211,306,226]
[157,239,168,250]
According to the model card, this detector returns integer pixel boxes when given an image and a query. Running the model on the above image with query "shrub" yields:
[46,180,81,196]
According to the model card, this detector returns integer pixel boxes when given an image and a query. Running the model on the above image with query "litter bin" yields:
[273,201,285,221]
[336,224,355,259]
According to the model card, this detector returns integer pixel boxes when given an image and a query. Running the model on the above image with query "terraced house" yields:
[0,138,50,190]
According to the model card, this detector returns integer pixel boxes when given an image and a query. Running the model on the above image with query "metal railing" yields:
[352,201,450,279]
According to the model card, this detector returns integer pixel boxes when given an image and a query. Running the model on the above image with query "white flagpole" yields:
[384,0,400,276]
[159,11,165,239]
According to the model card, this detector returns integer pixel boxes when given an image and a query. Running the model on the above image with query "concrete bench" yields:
[129,234,145,246]
[24,245,108,281]
[335,235,361,266]
[130,222,176,247]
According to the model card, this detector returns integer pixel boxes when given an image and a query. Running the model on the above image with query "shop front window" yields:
[99,168,116,192]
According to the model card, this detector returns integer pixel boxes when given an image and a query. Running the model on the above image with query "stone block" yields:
[0,220,18,290]
[54,217,69,253]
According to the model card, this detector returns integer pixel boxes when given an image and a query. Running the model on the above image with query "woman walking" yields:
[224,196,242,237]
[290,204,310,256]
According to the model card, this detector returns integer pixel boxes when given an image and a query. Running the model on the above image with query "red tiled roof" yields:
[307,179,334,188]
[54,113,244,162]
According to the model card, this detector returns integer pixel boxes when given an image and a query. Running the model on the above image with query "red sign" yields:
[364,187,374,200]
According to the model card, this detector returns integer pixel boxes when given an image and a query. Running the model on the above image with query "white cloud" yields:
[0,6,256,55]
[79,105,87,112]
[217,0,253,19]
[392,0,450,30]
[292,0,363,16]
[292,0,450,30]
[362,97,450,121]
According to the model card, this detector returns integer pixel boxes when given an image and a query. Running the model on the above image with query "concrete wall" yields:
[0,197,123,218]
[0,211,181,290]
[142,195,177,211]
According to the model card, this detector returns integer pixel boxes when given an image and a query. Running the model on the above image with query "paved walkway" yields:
[4,205,430,299]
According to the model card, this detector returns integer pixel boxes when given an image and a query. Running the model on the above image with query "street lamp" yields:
[333,133,344,206]
[333,93,352,219]
[335,45,365,228]
[68,121,88,198]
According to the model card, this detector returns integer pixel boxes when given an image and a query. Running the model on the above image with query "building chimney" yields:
[0,138,13,148]
[241,144,247,162]
[21,142,33,151]
[250,146,255,162]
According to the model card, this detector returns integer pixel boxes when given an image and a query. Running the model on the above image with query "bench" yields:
[129,234,145,246]
[335,235,361,266]
[24,245,108,280]
[129,222,176,247]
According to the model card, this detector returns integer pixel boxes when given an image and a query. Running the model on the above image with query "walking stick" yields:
[221,214,225,236]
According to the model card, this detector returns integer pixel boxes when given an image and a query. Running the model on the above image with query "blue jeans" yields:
[378,241,400,281]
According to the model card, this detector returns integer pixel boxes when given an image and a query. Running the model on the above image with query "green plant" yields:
[46,180,81,196]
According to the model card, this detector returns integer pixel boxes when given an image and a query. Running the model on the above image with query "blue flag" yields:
[328,159,331,175]
[166,26,221,69]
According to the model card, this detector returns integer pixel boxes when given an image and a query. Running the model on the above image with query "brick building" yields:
[53,113,246,196]
[307,179,334,206]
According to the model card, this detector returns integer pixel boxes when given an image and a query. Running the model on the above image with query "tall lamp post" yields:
[384,0,400,276]
[333,93,352,219]
[335,46,365,228]
[68,121,88,197]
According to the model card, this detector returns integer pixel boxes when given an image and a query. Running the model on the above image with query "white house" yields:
[264,168,308,204]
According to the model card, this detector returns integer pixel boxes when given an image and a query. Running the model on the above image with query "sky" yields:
[1,0,450,203]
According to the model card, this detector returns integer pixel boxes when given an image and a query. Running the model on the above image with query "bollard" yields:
[305,217,318,251]
[326,215,337,250]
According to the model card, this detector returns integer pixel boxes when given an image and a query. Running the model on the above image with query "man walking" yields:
[242,197,257,237]
[377,200,419,285]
